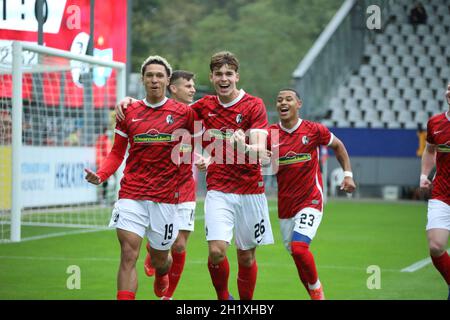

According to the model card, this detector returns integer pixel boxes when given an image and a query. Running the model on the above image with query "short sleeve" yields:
[316,123,332,146]
[114,117,128,138]
[249,99,269,134]
[426,119,435,145]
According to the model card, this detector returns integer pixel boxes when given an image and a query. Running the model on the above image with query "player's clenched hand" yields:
[230,129,246,151]
[115,97,136,121]
[195,156,211,172]
[260,150,273,166]
[84,168,102,185]
[340,177,356,193]
[420,174,432,190]
[446,84,450,106]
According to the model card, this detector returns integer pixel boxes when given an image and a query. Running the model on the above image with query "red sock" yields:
[117,290,135,300]
[431,251,450,285]
[291,242,318,289]
[237,260,258,300]
[165,250,186,297]
[294,260,309,292]
[208,257,230,300]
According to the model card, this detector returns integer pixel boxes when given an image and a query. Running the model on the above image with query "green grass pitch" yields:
[0,200,447,300]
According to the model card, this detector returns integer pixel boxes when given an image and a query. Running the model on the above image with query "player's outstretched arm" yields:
[85,133,128,185]
[420,143,436,190]
[329,136,356,193]
[115,97,137,121]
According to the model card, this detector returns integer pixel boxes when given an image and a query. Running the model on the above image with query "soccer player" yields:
[142,70,198,300]
[85,55,195,300]
[116,51,274,300]
[420,83,450,300]
[193,51,274,300]
[265,89,356,299]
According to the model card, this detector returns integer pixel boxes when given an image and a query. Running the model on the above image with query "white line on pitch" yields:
[401,249,450,273]
[0,255,399,272]
[18,228,108,243]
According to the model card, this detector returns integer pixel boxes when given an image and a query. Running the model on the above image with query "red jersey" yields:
[177,132,197,203]
[268,119,333,219]
[114,98,194,204]
[426,112,450,205]
[95,134,112,169]
[191,90,268,194]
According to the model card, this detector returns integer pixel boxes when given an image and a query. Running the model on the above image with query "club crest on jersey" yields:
[278,151,311,166]
[134,129,172,143]
[236,114,243,124]
[166,114,174,125]
[302,136,309,145]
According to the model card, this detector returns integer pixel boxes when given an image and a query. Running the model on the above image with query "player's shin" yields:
[208,256,230,300]
[237,260,258,300]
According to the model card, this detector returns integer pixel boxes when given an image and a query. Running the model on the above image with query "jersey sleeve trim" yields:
[327,133,335,146]
[115,129,128,138]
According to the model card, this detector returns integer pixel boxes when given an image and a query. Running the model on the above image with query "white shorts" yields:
[109,199,179,250]
[178,201,196,232]
[204,190,274,250]
[426,199,450,231]
[279,207,323,253]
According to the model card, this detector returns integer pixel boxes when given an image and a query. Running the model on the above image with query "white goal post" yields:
[0,41,126,243]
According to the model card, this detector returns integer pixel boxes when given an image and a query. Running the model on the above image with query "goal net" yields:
[0,42,126,243]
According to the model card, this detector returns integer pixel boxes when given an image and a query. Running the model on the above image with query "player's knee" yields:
[291,241,310,257]
[209,248,226,264]
[151,253,170,270]
[429,240,446,257]
[237,254,255,268]
[172,241,186,254]
[172,236,187,253]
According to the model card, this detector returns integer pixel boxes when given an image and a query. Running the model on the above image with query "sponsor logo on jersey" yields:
[437,142,450,153]
[166,114,174,125]
[302,136,309,145]
[278,151,311,165]
[134,129,172,143]
[236,114,243,124]
[209,128,234,140]
[179,143,193,152]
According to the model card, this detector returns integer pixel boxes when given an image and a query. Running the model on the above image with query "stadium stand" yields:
[324,0,449,130]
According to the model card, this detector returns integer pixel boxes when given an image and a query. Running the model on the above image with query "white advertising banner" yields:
[21,146,97,207]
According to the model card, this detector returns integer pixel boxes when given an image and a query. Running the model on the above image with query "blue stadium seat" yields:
[397,77,412,89]
[409,100,424,112]
[413,78,428,90]
[364,108,379,122]
[370,87,384,99]
[396,44,410,56]
[392,99,407,112]
[375,98,390,111]
[391,65,406,78]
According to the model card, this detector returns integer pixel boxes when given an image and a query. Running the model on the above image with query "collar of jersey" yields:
[446,110,450,122]
[218,89,245,108]
[143,97,168,108]
[279,118,302,134]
